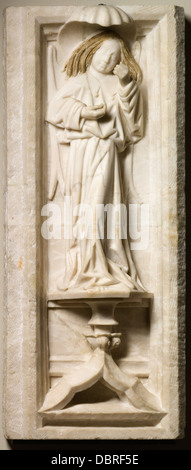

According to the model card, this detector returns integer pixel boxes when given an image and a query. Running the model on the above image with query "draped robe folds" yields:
[47,70,144,295]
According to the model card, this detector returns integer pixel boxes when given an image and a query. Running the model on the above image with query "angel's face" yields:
[91,39,121,74]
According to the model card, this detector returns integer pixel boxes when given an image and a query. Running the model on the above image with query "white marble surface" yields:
[4,4,185,440]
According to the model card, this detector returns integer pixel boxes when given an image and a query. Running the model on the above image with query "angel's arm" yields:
[116,74,143,143]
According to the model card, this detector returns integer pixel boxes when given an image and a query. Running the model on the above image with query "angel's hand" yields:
[113,63,130,85]
[81,104,106,120]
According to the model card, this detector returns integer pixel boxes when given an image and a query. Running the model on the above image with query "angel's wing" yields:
[47,45,66,200]
[123,40,143,205]
[47,45,65,100]
[131,40,142,65]
[48,124,66,201]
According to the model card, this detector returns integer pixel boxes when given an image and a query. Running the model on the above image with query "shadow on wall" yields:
[7,17,191,452]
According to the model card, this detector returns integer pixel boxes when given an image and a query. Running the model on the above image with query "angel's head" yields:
[64,31,142,85]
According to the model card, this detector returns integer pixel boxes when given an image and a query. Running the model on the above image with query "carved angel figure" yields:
[47,30,144,294]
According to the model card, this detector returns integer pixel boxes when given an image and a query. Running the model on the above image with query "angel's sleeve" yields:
[117,80,143,144]
[46,86,86,200]
[47,92,86,132]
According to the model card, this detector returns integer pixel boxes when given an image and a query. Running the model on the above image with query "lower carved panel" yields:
[39,295,165,428]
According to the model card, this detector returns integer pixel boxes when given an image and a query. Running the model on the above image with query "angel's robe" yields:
[47,70,143,294]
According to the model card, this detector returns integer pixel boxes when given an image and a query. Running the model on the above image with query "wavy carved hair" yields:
[64,30,142,85]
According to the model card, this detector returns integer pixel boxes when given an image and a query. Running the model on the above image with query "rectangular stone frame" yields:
[4,5,185,439]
